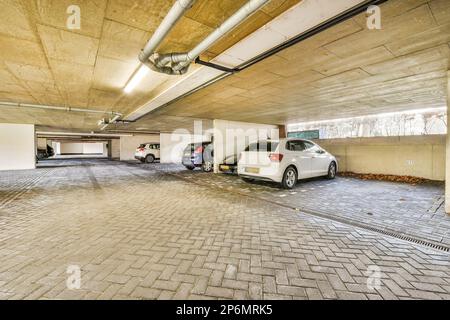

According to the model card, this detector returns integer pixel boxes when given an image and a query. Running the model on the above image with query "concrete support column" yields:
[278,125,287,138]
[446,70,450,213]
[0,123,36,170]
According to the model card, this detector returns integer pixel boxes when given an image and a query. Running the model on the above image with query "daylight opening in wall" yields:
[287,107,447,139]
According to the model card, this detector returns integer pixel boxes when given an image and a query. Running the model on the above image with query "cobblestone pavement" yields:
[157,164,448,246]
[0,159,449,300]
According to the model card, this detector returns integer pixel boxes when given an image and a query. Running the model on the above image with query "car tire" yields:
[202,161,213,172]
[281,166,298,189]
[327,161,337,179]
[185,165,195,170]
[145,154,155,163]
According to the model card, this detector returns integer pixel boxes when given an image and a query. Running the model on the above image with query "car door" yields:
[286,140,312,179]
[303,141,329,176]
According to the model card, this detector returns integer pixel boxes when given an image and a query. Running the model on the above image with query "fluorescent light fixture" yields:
[124,65,149,93]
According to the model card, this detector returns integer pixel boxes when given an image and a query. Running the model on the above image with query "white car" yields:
[238,138,337,189]
[134,143,160,163]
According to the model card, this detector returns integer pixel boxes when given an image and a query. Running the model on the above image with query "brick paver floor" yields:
[165,164,449,246]
[0,160,449,300]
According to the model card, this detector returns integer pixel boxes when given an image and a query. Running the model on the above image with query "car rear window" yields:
[245,141,279,152]
[138,144,147,148]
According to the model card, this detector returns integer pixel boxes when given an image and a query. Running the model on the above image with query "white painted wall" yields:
[83,143,104,154]
[52,142,61,155]
[0,123,35,170]
[160,133,209,164]
[213,119,279,172]
[120,135,160,161]
[60,142,107,156]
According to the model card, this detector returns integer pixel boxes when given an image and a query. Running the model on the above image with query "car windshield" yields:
[245,141,279,152]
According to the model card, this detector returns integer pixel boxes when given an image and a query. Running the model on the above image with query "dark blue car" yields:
[182,142,214,172]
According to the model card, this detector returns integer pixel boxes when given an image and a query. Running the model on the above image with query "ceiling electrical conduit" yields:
[0,101,122,117]
[139,0,270,75]
[0,100,123,132]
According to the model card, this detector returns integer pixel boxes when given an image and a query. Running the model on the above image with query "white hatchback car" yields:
[238,138,337,189]
[134,143,160,163]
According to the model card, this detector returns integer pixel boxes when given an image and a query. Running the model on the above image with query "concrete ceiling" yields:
[149,0,450,125]
[0,0,299,131]
[0,0,449,133]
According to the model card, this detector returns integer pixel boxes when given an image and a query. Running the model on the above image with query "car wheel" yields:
[202,161,213,172]
[145,154,155,163]
[281,166,297,189]
[185,165,195,170]
[327,162,336,179]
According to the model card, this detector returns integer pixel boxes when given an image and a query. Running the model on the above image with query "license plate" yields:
[221,165,230,170]
[245,167,259,174]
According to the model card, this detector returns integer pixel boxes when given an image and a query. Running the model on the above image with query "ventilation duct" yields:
[139,0,270,75]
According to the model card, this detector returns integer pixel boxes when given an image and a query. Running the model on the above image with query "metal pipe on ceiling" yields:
[138,0,195,75]
[100,114,121,131]
[0,101,122,117]
[0,101,123,132]
[132,0,389,122]
[36,131,132,137]
[172,0,270,72]
[139,0,270,75]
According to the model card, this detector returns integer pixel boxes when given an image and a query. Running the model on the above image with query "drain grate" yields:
[351,224,449,252]
[166,171,450,253]
[427,195,444,214]
[297,207,450,253]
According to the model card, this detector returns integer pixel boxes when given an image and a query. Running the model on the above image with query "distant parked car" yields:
[36,145,54,160]
[218,154,238,174]
[135,143,160,163]
[238,138,337,189]
[182,142,214,172]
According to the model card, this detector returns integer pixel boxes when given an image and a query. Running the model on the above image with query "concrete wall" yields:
[60,143,83,154]
[83,143,104,154]
[120,135,160,161]
[0,123,35,171]
[111,139,120,159]
[160,133,209,164]
[37,138,47,149]
[52,141,61,155]
[60,142,107,156]
[213,119,279,172]
[315,135,445,181]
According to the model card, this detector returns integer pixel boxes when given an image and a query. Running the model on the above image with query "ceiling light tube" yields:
[124,65,149,93]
